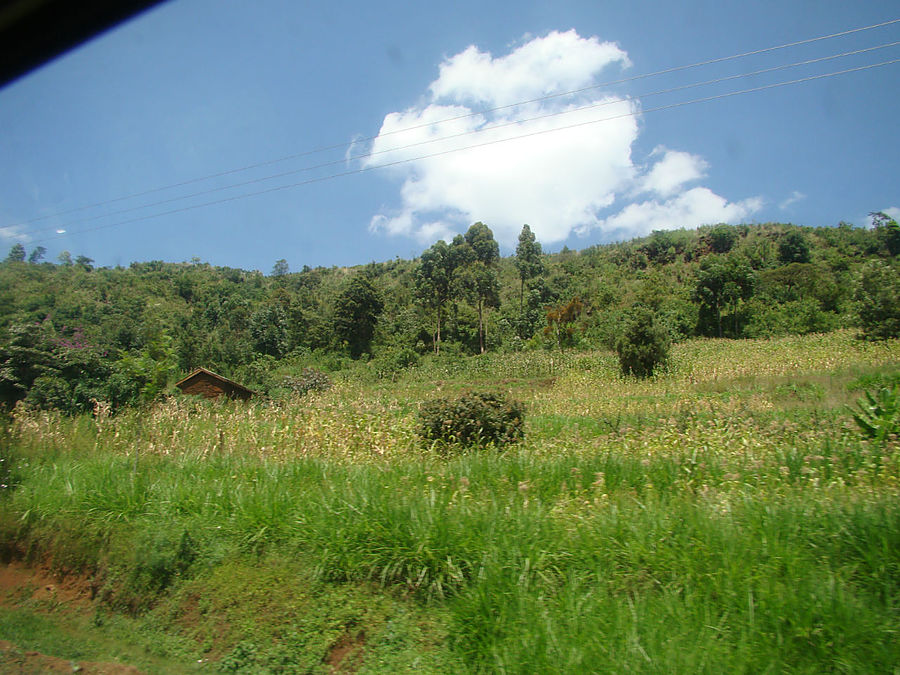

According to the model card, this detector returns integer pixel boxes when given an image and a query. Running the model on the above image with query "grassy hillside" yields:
[1,330,898,672]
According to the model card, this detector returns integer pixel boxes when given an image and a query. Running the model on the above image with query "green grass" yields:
[1,330,899,672]
[0,605,201,672]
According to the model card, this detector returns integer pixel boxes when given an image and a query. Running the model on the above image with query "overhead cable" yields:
[28,57,899,244]
[23,40,900,237]
[11,17,899,229]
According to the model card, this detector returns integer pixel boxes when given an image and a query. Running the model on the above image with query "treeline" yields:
[1,216,898,412]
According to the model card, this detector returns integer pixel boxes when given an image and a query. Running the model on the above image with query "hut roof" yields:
[174,367,256,399]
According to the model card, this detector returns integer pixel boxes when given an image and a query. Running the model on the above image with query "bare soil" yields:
[0,562,143,674]
[0,560,94,607]
[325,630,366,673]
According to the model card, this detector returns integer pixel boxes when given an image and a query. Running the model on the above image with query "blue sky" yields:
[1,0,897,272]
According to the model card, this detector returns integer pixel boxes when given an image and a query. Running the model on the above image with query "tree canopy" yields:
[333,275,383,359]
[515,224,543,316]
[1,219,895,412]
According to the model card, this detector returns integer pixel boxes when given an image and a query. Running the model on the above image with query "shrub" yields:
[372,346,420,380]
[23,375,72,412]
[281,368,332,396]
[418,391,525,450]
[616,306,670,378]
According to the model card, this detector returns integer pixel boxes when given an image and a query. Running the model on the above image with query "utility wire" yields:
[23,40,900,236]
[10,17,899,229]
[28,57,899,245]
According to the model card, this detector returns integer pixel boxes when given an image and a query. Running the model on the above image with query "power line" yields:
[28,57,899,245]
[10,17,899,229]
[23,40,900,237]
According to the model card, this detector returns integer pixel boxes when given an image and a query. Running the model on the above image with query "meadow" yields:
[1,330,899,673]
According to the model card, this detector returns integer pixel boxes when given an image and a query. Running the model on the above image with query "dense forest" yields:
[1,216,898,413]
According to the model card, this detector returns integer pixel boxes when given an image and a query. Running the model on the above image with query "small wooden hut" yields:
[175,367,255,401]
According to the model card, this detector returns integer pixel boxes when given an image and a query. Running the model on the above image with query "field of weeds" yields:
[1,330,899,673]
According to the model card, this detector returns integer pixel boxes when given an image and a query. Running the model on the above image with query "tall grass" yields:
[1,330,898,672]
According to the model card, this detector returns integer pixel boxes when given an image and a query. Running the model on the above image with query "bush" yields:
[23,375,72,412]
[281,368,332,396]
[616,306,670,378]
[372,346,420,380]
[418,391,525,450]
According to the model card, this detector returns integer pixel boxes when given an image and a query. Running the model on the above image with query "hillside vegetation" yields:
[1,220,899,671]
[1,218,899,413]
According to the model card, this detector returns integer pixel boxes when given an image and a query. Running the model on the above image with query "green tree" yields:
[27,246,46,264]
[854,261,900,339]
[5,243,25,263]
[461,222,500,353]
[112,333,178,406]
[693,254,755,337]
[707,224,738,253]
[455,261,500,354]
[464,222,499,265]
[641,230,679,264]
[333,275,383,359]
[520,277,556,341]
[871,211,900,257]
[415,240,456,354]
[250,304,289,357]
[448,233,474,270]
[24,375,72,410]
[616,305,670,378]
[756,263,841,311]
[0,322,57,406]
[778,230,811,264]
[515,224,544,317]
[0,320,114,412]
[271,259,289,277]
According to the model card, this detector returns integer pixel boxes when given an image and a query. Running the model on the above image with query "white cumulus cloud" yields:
[638,147,708,198]
[429,30,631,107]
[597,188,763,240]
[363,30,761,248]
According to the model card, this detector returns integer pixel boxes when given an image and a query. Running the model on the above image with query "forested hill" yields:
[2,218,898,412]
